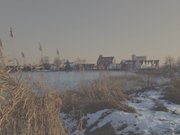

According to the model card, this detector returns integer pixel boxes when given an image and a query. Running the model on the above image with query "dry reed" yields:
[0,67,66,135]
[62,77,135,119]
[163,79,180,105]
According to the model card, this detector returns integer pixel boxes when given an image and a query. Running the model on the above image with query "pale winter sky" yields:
[0,0,180,65]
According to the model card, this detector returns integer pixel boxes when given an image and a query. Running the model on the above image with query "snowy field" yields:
[20,71,136,90]
[62,88,180,135]
[17,71,180,134]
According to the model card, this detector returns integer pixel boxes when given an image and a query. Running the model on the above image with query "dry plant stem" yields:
[62,77,135,119]
[0,68,66,135]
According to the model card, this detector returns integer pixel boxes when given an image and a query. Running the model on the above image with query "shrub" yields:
[163,79,180,104]
[163,79,180,105]
[62,77,135,118]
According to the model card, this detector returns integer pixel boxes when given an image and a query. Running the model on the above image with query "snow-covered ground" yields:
[62,88,180,135]
[16,71,180,134]
[20,71,136,90]
[19,71,171,92]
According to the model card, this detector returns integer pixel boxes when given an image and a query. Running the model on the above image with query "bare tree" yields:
[54,57,61,71]
[74,57,86,65]
[176,57,180,68]
[73,57,86,71]
[40,56,50,70]
[164,56,175,71]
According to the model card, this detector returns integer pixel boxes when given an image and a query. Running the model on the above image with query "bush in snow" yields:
[61,77,135,119]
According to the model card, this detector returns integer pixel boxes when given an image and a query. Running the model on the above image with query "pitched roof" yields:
[97,56,114,62]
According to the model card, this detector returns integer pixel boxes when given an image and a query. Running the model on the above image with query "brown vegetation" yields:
[85,123,116,135]
[0,68,66,135]
[163,79,180,105]
[62,77,135,119]
[152,102,168,112]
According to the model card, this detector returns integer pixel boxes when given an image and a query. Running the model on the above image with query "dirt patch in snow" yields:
[85,123,116,135]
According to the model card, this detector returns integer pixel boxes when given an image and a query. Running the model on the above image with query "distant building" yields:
[140,60,160,70]
[120,60,136,71]
[107,63,121,70]
[120,54,159,71]
[97,55,116,70]
[74,64,95,71]
[132,54,147,61]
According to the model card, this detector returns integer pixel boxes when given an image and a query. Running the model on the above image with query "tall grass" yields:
[0,68,66,135]
[163,79,180,105]
[62,77,135,119]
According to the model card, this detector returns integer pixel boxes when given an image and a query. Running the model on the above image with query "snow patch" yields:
[77,90,180,134]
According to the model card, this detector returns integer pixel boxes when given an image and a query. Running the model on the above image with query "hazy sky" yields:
[0,0,180,64]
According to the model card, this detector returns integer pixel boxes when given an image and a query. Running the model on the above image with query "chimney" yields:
[99,55,103,58]
[132,54,136,61]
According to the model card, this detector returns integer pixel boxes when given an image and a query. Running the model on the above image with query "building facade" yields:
[97,55,116,70]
